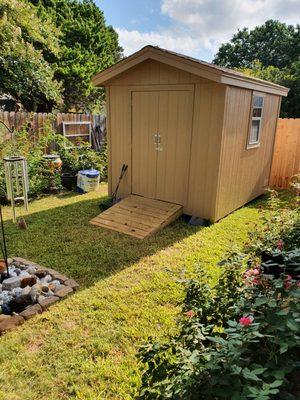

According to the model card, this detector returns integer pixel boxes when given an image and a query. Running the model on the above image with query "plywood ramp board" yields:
[90,195,183,239]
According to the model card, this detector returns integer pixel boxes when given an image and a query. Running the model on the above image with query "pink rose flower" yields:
[284,275,293,290]
[185,310,195,318]
[239,316,253,326]
[252,277,261,285]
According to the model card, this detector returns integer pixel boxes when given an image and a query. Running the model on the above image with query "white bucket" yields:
[77,169,100,193]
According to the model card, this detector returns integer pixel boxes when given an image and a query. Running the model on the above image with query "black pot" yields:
[61,173,77,190]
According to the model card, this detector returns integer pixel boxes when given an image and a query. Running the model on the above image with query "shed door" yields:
[132,91,158,199]
[132,90,193,205]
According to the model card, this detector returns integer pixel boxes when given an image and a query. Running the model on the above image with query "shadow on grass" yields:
[4,194,201,287]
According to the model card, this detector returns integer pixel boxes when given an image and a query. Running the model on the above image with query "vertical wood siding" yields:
[270,118,300,188]
[215,87,280,221]
[105,59,282,221]
[108,86,131,197]
[107,59,207,199]
[186,83,226,218]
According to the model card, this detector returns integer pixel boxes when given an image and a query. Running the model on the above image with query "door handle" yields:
[157,133,163,151]
[154,133,163,151]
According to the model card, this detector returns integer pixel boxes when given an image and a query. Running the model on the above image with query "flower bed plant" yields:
[0,121,107,202]
[139,189,300,399]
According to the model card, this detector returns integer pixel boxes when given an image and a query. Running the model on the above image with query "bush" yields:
[0,119,107,201]
[139,190,300,399]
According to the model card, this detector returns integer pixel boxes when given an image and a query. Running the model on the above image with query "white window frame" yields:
[247,92,265,149]
[62,121,92,148]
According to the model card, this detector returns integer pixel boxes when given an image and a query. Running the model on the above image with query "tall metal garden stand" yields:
[4,156,29,223]
[0,204,9,281]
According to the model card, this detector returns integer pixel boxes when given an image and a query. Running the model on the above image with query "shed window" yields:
[247,94,264,148]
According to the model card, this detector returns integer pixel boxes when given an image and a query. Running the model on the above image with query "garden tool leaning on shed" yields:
[99,164,128,210]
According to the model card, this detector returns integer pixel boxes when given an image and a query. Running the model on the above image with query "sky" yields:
[97,0,300,62]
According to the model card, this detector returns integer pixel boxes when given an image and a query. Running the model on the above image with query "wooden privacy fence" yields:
[270,118,300,188]
[0,111,105,148]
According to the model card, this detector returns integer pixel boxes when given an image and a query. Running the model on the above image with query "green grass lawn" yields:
[0,184,266,399]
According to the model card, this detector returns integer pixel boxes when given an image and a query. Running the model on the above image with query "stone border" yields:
[0,257,79,335]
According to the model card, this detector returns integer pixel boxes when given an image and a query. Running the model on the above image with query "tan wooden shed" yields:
[92,45,289,227]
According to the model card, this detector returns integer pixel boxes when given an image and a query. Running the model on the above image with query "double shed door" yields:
[132,88,194,205]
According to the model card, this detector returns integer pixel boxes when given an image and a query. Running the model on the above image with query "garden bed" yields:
[0,257,78,334]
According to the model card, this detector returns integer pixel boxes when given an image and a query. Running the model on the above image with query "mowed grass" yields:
[0,184,265,399]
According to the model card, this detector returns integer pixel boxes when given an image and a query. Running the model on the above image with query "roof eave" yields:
[220,75,289,97]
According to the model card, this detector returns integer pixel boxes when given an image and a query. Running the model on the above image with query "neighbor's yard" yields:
[0,183,266,399]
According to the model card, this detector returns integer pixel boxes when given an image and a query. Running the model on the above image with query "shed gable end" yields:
[104,59,210,86]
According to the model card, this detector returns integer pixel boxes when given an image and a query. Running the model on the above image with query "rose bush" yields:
[139,190,300,399]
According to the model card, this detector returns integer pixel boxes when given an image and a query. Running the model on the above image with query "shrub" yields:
[0,119,107,201]
[139,190,300,399]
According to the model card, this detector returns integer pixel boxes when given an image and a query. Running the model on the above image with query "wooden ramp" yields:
[90,195,183,239]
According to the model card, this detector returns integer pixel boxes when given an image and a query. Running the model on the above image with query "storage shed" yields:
[92,46,289,225]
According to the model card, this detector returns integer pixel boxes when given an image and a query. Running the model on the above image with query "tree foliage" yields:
[0,0,122,112]
[29,0,122,112]
[214,20,300,117]
[0,0,62,111]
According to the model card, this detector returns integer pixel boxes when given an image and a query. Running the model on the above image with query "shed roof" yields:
[92,45,289,96]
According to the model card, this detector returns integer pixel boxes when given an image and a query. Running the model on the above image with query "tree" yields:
[0,0,63,111]
[213,20,300,117]
[29,0,123,112]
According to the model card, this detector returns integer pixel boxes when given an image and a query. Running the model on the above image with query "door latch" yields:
[154,133,163,151]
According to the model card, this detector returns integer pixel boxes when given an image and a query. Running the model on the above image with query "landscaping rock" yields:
[55,285,73,298]
[29,286,40,302]
[38,295,59,309]
[20,304,42,320]
[44,289,54,297]
[0,257,79,334]
[8,296,32,313]
[0,314,11,322]
[41,274,52,284]
[0,315,24,333]
[0,261,7,274]
[35,270,47,278]
[13,257,32,266]
[64,278,79,291]
[50,272,69,283]
[20,275,37,288]
[37,295,46,303]
[1,303,11,315]
[26,266,37,275]
[21,286,31,298]
[2,277,21,291]
[48,282,57,292]
[12,287,23,297]
[7,258,13,266]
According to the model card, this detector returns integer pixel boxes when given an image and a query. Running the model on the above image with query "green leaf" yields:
[254,296,268,306]
[252,367,267,375]
[286,319,299,332]
[280,342,289,354]
[242,368,261,382]
[269,380,283,388]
